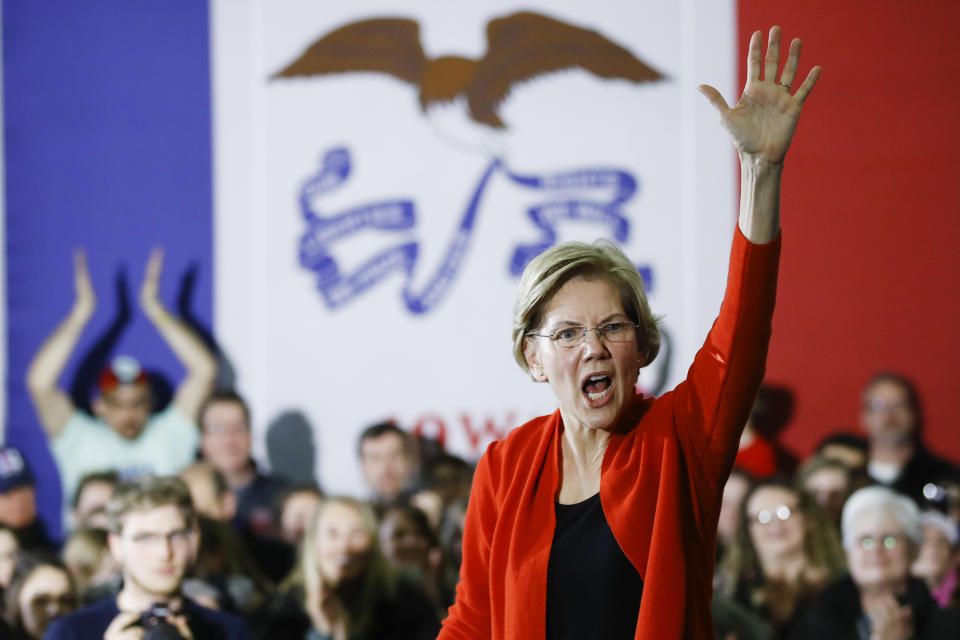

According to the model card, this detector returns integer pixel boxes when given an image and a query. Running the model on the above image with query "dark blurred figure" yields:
[859,372,960,506]
[910,510,960,608]
[379,504,450,616]
[60,527,120,605]
[70,470,118,533]
[0,525,21,594]
[816,433,868,475]
[789,486,960,639]
[718,469,754,557]
[796,456,856,529]
[2,554,76,640]
[716,479,846,638]
[199,390,290,538]
[0,448,57,555]
[278,485,323,548]
[180,461,292,591]
[735,385,799,479]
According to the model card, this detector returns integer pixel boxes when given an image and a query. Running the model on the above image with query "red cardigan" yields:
[439,228,781,640]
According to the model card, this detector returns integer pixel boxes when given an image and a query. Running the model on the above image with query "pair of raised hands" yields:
[71,247,168,322]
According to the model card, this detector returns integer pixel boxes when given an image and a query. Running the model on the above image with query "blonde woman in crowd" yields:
[268,497,439,640]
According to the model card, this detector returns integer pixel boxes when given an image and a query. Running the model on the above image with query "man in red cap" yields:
[26,249,217,527]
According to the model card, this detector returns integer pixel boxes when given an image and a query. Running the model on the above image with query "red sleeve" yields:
[438,445,498,639]
[672,228,781,530]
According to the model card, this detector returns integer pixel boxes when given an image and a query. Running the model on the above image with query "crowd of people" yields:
[3,363,960,639]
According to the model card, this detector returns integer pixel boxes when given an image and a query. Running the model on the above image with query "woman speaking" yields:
[439,26,821,640]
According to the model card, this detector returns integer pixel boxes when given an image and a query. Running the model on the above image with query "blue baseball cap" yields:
[0,447,34,493]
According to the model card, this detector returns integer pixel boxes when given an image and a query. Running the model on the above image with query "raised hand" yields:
[699,26,821,164]
[72,248,96,321]
[140,247,166,319]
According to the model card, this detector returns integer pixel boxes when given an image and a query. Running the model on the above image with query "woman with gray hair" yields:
[788,486,960,639]
[440,26,821,640]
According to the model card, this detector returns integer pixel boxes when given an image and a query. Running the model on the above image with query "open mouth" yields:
[582,374,612,401]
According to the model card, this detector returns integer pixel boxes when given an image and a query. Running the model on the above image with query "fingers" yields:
[73,248,89,274]
[779,38,802,89]
[104,611,143,640]
[793,65,822,104]
[746,30,763,81]
[144,247,164,282]
[697,84,730,116]
[764,26,781,85]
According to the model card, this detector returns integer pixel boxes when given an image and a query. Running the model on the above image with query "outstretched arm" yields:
[140,248,217,422]
[699,26,822,243]
[26,250,93,438]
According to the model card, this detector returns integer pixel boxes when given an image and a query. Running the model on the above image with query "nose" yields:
[582,328,609,354]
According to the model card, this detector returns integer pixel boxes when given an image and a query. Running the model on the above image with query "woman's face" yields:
[17,565,76,639]
[315,502,373,585]
[0,529,19,588]
[379,510,430,569]
[803,467,850,519]
[910,523,953,583]
[746,486,806,562]
[281,491,322,546]
[847,510,913,591]
[525,276,641,433]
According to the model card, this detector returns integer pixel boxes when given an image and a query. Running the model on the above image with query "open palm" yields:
[699,27,821,164]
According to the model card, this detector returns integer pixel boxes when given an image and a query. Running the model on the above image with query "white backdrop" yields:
[211,0,737,495]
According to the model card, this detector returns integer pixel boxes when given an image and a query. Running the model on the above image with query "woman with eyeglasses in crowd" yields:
[789,486,960,640]
[716,479,846,638]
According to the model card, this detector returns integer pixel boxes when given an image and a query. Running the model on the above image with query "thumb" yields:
[698,84,730,115]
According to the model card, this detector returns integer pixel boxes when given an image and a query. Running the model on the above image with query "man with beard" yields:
[44,475,251,639]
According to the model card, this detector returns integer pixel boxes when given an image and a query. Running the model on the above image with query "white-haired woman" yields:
[440,26,821,640]
[788,486,960,639]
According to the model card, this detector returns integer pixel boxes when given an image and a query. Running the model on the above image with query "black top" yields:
[43,596,252,640]
[546,493,643,640]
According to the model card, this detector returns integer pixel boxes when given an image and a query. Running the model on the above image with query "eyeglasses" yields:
[865,398,911,413]
[127,528,194,548]
[750,504,794,525]
[527,322,640,348]
[857,535,901,551]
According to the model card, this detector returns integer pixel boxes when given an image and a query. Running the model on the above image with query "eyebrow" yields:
[545,313,630,329]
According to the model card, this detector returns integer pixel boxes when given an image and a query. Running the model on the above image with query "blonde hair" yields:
[105,475,195,535]
[285,496,397,638]
[512,240,661,375]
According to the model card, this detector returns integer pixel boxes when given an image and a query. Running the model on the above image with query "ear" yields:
[523,339,547,382]
[92,396,108,420]
[107,531,125,565]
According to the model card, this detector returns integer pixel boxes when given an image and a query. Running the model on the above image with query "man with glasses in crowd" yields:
[45,475,251,639]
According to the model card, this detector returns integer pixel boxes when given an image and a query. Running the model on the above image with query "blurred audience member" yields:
[181,461,294,585]
[0,525,20,592]
[911,510,960,607]
[797,456,855,528]
[279,485,323,548]
[358,423,419,508]
[421,453,472,512]
[44,475,251,639]
[0,447,56,555]
[379,504,449,614]
[789,486,960,639]
[718,469,753,555]
[717,479,846,637]
[438,498,467,602]
[61,528,119,605]
[816,433,869,476]
[193,516,275,619]
[859,372,960,505]
[26,250,217,524]
[71,470,118,532]
[3,555,76,640]
[734,387,783,479]
[266,496,440,639]
[199,389,289,537]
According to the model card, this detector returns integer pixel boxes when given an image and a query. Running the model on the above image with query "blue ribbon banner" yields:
[298,147,653,314]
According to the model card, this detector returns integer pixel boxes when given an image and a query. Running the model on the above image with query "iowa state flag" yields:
[4,0,742,538]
